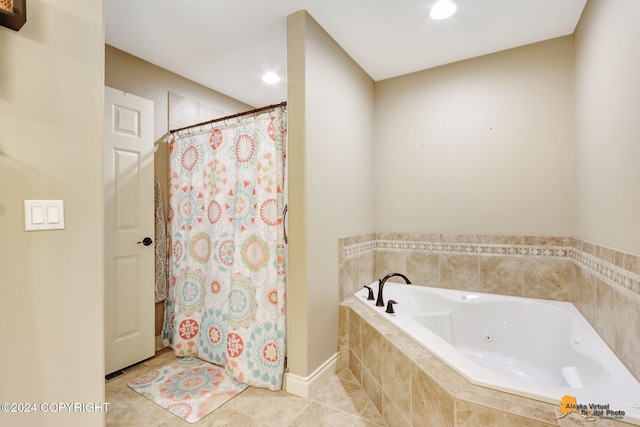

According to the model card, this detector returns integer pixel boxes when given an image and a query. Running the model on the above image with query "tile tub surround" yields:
[339,233,377,302]
[339,298,636,427]
[339,234,574,302]
[338,233,640,381]
[572,238,640,382]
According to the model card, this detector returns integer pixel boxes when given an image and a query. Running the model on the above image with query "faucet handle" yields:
[363,285,375,300]
[385,300,398,314]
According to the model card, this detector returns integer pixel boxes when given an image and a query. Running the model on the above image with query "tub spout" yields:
[376,273,411,307]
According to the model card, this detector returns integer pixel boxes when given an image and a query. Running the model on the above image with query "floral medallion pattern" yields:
[245,322,285,387]
[163,107,287,390]
[128,357,248,423]
[175,269,205,312]
[188,232,211,264]
[228,274,255,327]
[176,186,205,231]
[203,158,227,195]
[241,235,269,272]
[159,365,223,400]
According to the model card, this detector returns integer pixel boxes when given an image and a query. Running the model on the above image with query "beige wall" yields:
[287,11,375,376]
[574,0,640,255]
[105,45,251,336]
[0,1,105,426]
[374,37,574,237]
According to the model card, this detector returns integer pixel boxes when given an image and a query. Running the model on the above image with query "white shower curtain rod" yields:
[169,100,287,136]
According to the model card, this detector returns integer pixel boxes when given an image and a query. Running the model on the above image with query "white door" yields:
[104,86,155,374]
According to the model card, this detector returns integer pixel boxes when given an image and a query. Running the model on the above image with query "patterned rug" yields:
[128,357,248,423]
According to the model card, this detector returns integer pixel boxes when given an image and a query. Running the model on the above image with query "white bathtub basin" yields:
[356,282,640,424]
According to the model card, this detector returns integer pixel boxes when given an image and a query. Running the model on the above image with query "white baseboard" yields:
[285,352,339,398]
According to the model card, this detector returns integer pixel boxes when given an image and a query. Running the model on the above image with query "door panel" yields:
[104,86,155,374]
[115,256,140,338]
[114,149,140,228]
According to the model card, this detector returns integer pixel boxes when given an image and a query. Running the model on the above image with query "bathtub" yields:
[355,282,640,424]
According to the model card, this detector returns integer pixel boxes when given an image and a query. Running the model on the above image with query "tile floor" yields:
[105,348,388,427]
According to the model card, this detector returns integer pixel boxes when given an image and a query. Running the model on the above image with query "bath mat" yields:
[128,357,248,423]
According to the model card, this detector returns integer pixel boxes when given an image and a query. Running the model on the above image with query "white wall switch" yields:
[31,206,44,224]
[24,200,65,231]
[47,205,59,223]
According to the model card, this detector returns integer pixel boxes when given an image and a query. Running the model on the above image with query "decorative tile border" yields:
[342,239,571,261]
[375,240,570,258]
[573,249,640,301]
[342,241,376,259]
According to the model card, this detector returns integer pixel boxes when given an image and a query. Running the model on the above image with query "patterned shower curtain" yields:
[162,107,287,390]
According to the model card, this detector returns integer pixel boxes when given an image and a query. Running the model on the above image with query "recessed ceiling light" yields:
[262,72,280,84]
[430,0,457,20]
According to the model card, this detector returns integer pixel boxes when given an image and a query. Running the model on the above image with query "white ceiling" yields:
[105,0,586,108]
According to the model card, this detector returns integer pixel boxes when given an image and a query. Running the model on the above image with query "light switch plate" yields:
[24,200,65,231]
